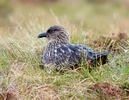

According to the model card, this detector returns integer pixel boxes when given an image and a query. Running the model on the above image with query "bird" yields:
[38,25,110,70]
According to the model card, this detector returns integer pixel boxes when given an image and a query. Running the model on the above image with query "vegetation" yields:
[0,0,129,99]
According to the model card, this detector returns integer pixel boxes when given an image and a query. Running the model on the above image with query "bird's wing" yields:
[53,44,95,68]
[44,44,110,69]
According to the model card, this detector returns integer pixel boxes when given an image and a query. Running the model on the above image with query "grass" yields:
[0,0,129,99]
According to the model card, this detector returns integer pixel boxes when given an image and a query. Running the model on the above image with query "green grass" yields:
[0,0,129,100]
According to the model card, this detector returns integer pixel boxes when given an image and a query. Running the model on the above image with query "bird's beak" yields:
[38,32,47,38]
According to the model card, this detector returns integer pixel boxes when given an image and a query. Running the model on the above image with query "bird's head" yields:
[38,25,70,44]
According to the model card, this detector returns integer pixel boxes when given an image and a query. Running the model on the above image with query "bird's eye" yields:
[53,29,58,32]
[47,29,58,34]
[51,29,58,33]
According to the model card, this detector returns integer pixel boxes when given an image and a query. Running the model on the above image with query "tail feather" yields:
[95,51,110,58]
[91,51,110,66]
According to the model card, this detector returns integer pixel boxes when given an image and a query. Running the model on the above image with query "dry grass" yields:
[0,0,129,100]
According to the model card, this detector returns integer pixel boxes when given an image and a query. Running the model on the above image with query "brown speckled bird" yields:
[38,25,110,70]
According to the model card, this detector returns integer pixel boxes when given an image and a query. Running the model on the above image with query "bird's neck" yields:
[45,40,69,51]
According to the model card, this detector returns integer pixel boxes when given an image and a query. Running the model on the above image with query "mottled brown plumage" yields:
[38,25,110,70]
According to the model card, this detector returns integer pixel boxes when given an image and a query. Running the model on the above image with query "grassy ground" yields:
[0,0,129,100]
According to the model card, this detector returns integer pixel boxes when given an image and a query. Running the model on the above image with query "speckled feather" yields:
[38,25,110,69]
